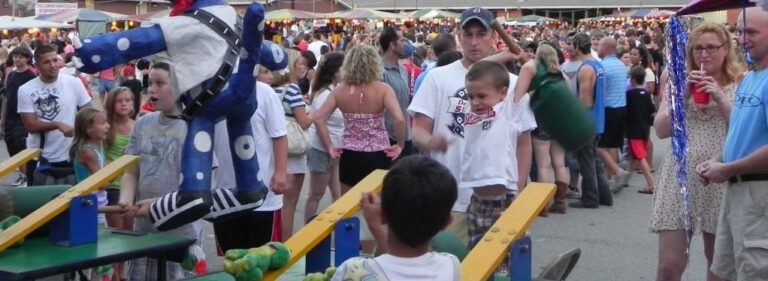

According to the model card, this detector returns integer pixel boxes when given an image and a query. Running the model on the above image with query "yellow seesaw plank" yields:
[461,183,555,281]
[262,169,387,281]
[0,155,139,252]
[0,149,39,179]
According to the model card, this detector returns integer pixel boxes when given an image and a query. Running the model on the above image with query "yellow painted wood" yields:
[460,183,556,281]
[0,149,39,179]
[0,155,139,252]
[262,169,387,281]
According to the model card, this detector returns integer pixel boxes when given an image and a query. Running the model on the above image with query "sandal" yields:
[638,187,654,194]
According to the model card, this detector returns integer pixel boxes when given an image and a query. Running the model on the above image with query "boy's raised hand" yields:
[361,192,383,227]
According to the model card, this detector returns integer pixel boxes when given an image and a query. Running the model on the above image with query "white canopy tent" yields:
[0,16,73,30]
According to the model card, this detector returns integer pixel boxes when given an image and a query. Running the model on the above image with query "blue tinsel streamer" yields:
[666,16,693,235]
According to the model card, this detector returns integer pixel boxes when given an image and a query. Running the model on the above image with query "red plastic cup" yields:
[691,84,710,104]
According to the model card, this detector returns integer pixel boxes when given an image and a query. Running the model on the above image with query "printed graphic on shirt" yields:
[464,108,497,128]
[31,87,62,121]
[446,87,469,137]
[733,92,763,108]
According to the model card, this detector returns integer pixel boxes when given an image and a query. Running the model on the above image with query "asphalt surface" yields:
[3,132,709,281]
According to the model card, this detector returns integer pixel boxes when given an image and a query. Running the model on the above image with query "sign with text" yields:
[35,2,78,17]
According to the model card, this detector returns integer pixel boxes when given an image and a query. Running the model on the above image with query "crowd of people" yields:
[0,4,766,281]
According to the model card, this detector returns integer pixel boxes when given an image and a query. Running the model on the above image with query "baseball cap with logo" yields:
[460,7,495,30]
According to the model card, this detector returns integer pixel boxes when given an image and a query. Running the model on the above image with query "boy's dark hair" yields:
[379,26,399,53]
[320,44,330,55]
[9,46,32,59]
[466,60,510,91]
[382,155,457,248]
[629,66,646,86]
[33,44,57,61]
[431,33,456,57]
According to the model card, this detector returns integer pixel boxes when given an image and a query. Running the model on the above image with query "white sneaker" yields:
[614,169,632,188]
[12,174,26,187]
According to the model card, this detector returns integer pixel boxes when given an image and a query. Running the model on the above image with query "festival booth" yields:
[400,9,461,34]
[36,8,126,38]
[327,8,405,33]
[264,9,325,43]
[505,14,562,27]
[0,16,73,39]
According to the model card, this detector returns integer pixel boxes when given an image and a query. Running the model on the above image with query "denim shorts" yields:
[307,148,338,172]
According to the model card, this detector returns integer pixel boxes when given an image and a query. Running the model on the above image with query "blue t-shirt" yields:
[601,55,628,108]
[578,60,606,134]
[723,69,768,163]
[413,67,430,93]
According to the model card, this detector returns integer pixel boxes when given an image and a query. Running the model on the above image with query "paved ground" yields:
[2,132,711,280]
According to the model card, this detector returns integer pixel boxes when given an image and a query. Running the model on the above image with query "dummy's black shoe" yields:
[149,190,212,231]
[204,187,267,222]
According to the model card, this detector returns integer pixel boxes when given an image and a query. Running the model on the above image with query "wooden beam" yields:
[0,149,39,180]
[0,155,139,252]
[262,169,387,280]
[460,183,555,281]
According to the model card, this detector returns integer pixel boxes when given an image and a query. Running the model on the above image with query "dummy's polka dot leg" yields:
[196,172,204,180]
[91,55,101,64]
[193,131,212,153]
[234,135,255,160]
[117,38,131,51]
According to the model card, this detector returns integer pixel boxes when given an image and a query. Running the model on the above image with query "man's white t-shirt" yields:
[213,82,287,211]
[17,74,91,162]
[307,41,328,67]
[408,60,528,212]
[332,252,460,281]
[460,94,537,191]
[308,87,344,151]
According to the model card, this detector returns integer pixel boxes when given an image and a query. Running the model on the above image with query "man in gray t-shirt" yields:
[379,26,415,156]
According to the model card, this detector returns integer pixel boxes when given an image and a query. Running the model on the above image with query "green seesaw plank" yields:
[0,228,191,276]
[0,149,39,179]
[0,155,139,253]
[460,183,555,281]
[262,170,387,281]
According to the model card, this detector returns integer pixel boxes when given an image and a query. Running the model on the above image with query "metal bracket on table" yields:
[509,236,533,281]
[305,217,360,274]
[50,195,98,247]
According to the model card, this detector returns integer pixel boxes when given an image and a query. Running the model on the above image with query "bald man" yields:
[697,6,768,281]
[596,37,631,191]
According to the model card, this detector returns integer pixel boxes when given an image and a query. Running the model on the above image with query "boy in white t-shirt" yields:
[332,156,460,281]
[461,61,537,277]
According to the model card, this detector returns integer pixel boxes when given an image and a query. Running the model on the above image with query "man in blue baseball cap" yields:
[409,7,535,278]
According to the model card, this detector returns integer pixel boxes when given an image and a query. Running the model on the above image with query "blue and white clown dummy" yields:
[73,0,288,231]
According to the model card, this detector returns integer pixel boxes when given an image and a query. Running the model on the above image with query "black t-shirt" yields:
[625,88,656,139]
[120,79,143,119]
[136,59,151,90]
[4,69,37,124]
